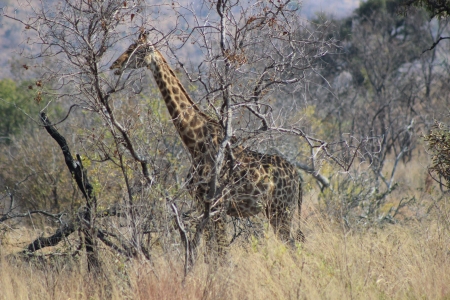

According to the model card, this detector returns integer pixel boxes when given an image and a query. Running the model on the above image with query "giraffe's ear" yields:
[109,59,120,70]
[138,30,149,43]
[110,53,128,71]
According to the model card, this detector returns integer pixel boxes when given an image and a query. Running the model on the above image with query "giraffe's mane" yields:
[153,49,221,128]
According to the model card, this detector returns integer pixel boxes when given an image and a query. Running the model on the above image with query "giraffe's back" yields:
[227,150,301,219]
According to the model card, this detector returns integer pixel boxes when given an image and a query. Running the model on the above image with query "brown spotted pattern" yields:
[110,34,304,254]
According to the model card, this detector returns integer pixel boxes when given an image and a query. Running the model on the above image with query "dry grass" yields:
[2,201,450,300]
[2,154,448,300]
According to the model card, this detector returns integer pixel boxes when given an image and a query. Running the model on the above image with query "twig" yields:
[422,36,450,53]
[0,210,64,223]
[170,203,191,276]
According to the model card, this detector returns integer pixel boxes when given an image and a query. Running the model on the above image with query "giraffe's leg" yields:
[267,205,293,243]
[296,228,305,243]
[270,210,305,244]
[269,216,291,242]
[214,215,228,257]
[203,221,214,263]
[296,179,305,243]
[204,211,228,262]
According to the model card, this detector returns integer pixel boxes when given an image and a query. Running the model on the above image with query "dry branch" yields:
[23,221,76,253]
[39,113,99,270]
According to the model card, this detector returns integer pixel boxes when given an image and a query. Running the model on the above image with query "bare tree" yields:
[306,3,450,225]
[2,0,337,272]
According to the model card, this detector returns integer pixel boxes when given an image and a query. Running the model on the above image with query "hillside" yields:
[0,0,360,79]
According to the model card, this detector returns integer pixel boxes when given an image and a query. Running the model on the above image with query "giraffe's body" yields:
[110,34,303,252]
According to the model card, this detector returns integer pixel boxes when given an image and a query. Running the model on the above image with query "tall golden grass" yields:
[1,151,448,299]
[2,197,450,300]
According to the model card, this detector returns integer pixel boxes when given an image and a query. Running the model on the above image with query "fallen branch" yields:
[23,221,76,253]
[97,229,133,258]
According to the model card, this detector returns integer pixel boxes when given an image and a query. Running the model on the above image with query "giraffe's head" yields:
[110,32,157,74]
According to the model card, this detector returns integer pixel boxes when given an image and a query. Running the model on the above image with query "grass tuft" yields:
[2,209,450,299]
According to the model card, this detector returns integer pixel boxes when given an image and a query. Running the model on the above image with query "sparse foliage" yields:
[401,0,450,50]
[302,0,450,226]
[0,79,40,142]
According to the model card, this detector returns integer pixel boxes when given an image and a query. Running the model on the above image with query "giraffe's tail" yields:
[296,175,305,243]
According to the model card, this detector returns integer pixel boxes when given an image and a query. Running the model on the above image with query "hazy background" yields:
[0,0,361,79]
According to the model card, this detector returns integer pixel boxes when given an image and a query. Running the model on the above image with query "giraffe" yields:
[110,33,304,255]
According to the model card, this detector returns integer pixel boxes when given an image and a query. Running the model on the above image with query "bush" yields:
[0,79,40,142]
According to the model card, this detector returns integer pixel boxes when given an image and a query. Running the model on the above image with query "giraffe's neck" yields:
[149,52,221,158]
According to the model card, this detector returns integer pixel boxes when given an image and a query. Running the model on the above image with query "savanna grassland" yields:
[2,210,450,300]
[2,0,450,299]
[1,156,449,300]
